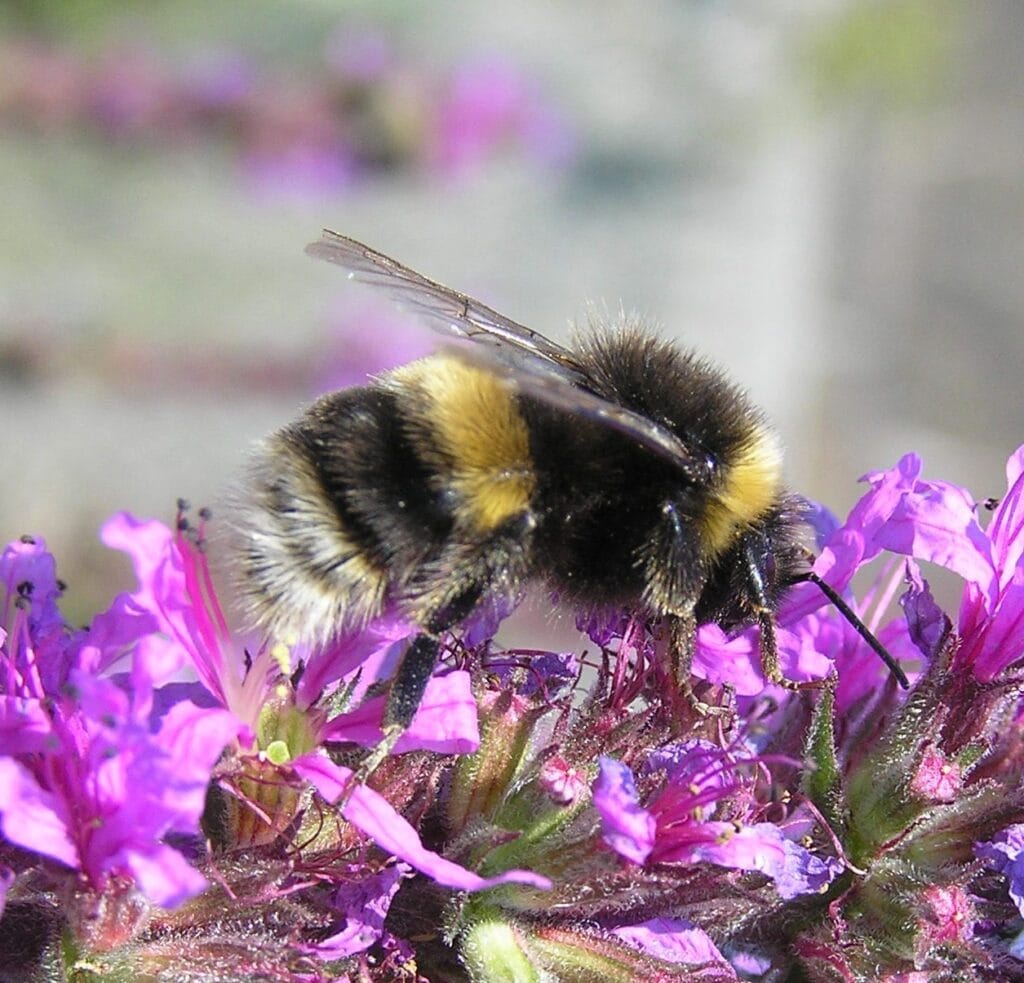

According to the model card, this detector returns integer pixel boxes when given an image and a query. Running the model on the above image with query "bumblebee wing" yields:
[447,344,707,481]
[306,230,583,377]
[306,230,707,480]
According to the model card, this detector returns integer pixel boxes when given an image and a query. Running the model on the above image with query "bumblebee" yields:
[236,232,907,757]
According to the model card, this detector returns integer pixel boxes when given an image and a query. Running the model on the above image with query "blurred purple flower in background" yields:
[431,55,575,177]
[0,31,574,199]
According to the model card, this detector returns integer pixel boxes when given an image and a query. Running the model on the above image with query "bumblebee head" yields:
[694,503,805,630]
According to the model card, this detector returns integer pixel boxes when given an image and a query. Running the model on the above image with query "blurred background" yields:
[1,0,1021,624]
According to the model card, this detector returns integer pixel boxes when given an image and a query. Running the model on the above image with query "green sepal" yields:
[802,674,845,836]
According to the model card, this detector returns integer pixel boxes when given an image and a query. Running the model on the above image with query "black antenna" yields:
[788,570,910,690]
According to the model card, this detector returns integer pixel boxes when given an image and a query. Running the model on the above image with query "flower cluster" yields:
[0,32,572,197]
[3,446,1024,980]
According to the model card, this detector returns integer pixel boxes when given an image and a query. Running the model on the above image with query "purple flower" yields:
[0,632,237,907]
[106,506,484,795]
[828,445,1024,681]
[593,750,841,900]
[695,445,1024,698]
[100,511,270,728]
[676,823,840,901]
[1,529,241,906]
[308,863,407,959]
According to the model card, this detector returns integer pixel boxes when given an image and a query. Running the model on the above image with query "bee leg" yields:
[741,543,824,692]
[668,614,731,717]
[753,606,824,692]
[343,632,442,801]
[342,588,484,803]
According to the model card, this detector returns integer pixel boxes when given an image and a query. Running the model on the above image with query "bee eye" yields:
[763,551,778,585]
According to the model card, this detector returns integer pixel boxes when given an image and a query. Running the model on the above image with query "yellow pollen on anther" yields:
[270,642,292,675]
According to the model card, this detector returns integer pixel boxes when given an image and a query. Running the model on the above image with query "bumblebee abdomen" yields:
[235,355,541,644]
[235,385,450,643]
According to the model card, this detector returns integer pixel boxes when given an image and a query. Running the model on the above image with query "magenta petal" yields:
[613,917,735,973]
[322,670,479,754]
[683,820,785,871]
[294,754,551,892]
[685,822,840,900]
[694,625,830,695]
[593,756,655,864]
[296,616,416,710]
[100,513,182,624]
[310,865,406,959]
[0,695,51,754]
[0,758,78,868]
[845,454,925,562]
[988,445,1024,589]
[75,593,159,676]
[873,478,995,592]
[120,841,208,908]
[774,626,833,683]
[155,702,240,830]
[693,626,764,695]
[964,578,1024,680]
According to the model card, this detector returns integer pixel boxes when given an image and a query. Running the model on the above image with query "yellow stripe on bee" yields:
[699,425,783,559]
[391,356,536,533]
